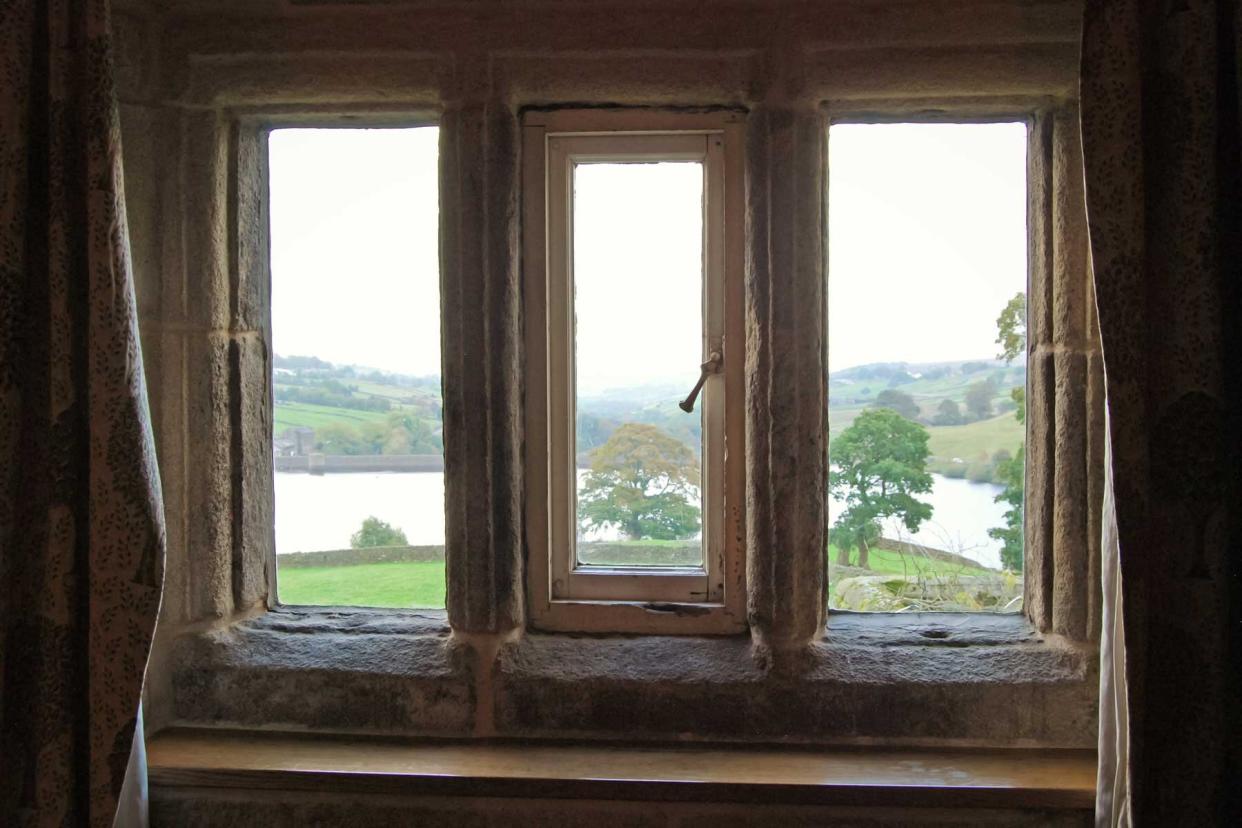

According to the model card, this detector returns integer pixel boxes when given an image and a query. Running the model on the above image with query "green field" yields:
[926,414,1023,462]
[277,560,446,608]
[828,543,993,578]
[274,542,997,610]
[827,543,997,607]
[273,401,391,433]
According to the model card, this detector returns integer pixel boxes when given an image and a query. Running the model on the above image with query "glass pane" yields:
[573,162,705,568]
[827,123,1027,612]
[270,127,444,608]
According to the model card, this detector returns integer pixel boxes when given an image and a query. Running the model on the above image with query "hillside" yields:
[272,355,1026,480]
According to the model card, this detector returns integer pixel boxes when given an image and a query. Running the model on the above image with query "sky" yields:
[269,127,441,376]
[828,122,1028,371]
[268,122,1027,382]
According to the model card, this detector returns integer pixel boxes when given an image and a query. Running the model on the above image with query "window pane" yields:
[269,127,444,608]
[827,122,1027,612]
[573,162,705,568]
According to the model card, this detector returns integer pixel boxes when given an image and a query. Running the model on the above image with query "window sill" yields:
[147,727,1095,812]
[169,608,1096,747]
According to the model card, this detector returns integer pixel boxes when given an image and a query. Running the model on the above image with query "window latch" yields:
[679,350,722,413]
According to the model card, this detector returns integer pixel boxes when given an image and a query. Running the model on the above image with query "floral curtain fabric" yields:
[0,1,165,826]
[1080,0,1240,824]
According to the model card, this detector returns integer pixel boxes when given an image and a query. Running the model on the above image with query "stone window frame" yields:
[523,109,748,634]
[119,0,1104,746]
[822,104,1104,637]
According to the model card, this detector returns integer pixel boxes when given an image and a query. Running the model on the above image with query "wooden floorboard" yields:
[148,728,1096,810]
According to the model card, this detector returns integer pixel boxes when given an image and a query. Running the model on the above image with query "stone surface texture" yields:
[112,2,1102,817]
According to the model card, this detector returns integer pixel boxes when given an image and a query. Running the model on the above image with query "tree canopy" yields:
[995,292,1027,363]
[829,408,933,568]
[350,516,409,548]
[578,423,701,541]
[872,388,921,420]
[988,444,1025,571]
[990,291,1026,571]
[932,398,964,426]
[964,379,997,420]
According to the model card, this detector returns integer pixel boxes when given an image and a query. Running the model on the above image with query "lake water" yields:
[275,471,1009,570]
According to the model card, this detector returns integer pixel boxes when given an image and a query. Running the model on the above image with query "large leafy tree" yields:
[578,423,701,541]
[964,379,997,420]
[830,409,933,568]
[994,292,1027,363]
[933,398,964,425]
[872,388,921,420]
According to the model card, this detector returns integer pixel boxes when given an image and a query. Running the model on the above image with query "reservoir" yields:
[275,471,1010,570]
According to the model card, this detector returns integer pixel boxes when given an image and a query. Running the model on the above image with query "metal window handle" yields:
[679,350,723,413]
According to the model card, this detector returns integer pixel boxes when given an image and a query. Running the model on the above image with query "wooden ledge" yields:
[147,729,1096,810]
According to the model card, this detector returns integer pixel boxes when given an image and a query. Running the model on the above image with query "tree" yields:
[872,389,920,420]
[964,379,997,420]
[350,516,408,548]
[829,409,933,569]
[315,422,364,455]
[932,398,964,426]
[995,292,1027,363]
[988,444,1025,570]
[990,292,1027,571]
[578,423,701,541]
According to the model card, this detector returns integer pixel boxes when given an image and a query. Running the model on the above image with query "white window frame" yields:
[523,110,746,634]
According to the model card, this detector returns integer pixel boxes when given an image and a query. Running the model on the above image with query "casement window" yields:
[523,111,747,633]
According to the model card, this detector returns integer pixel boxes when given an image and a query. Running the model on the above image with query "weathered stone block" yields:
[171,610,474,734]
[231,125,268,334]
[184,332,234,621]
[231,331,271,611]
[181,110,231,331]
[1053,350,1089,639]
[1024,350,1056,631]
[495,616,1095,746]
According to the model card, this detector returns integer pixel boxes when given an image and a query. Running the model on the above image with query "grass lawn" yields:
[828,544,993,578]
[274,542,1000,610]
[827,543,1001,606]
[926,414,1023,462]
[272,400,391,433]
[277,560,445,608]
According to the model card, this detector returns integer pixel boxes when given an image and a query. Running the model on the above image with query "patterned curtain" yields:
[0,1,165,826]
[1080,0,1240,824]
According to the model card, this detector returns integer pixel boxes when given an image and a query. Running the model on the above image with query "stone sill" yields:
[147,727,1097,811]
[169,607,1097,747]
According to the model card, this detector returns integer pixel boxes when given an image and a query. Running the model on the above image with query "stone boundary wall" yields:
[278,545,446,568]
[278,542,706,568]
[275,454,444,473]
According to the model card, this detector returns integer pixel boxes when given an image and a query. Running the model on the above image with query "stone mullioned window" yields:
[114,0,1102,747]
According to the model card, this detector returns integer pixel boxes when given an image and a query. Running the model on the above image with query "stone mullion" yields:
[1024,112,1056,632]
[1050,105,1093,640]
[229,124,272,614]
[180,109,236,622]
[440,100,523,634]
[745,104,828,651]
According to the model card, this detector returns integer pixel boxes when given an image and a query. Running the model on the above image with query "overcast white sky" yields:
[828,122,1028,371]
[269,122,1026,382]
